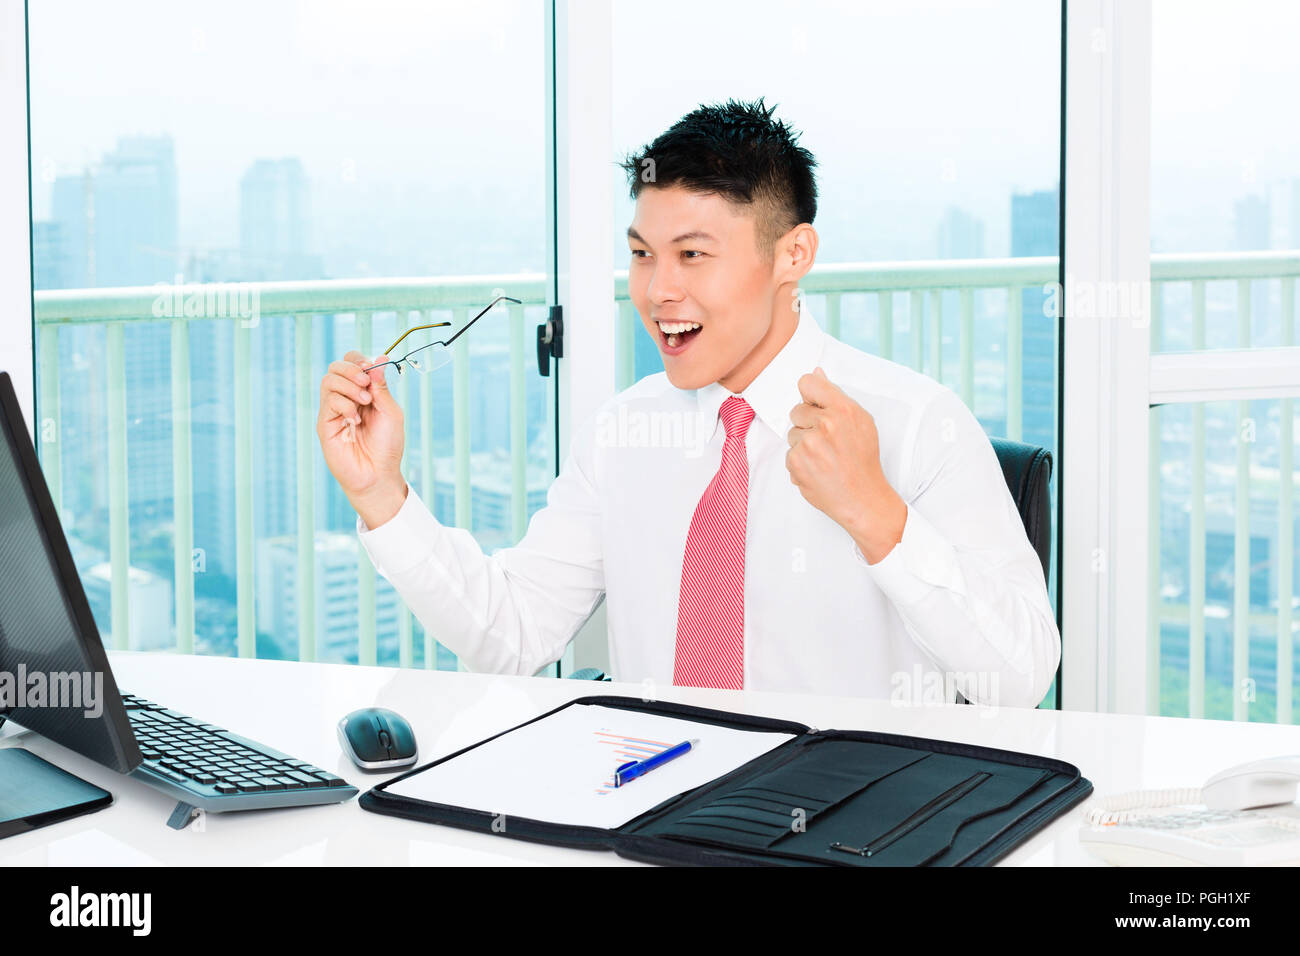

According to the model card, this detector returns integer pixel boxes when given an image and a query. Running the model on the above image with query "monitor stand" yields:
[0,714,33,741]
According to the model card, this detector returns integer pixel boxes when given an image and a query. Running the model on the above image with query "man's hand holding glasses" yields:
[317,294,520,530]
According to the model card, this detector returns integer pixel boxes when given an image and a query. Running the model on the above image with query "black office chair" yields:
[987,436,1053,589]
[568,437,1053,684]
[953,436,1053,704]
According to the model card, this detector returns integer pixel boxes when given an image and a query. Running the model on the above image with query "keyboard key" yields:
[214,783,239,794]
[273,776,306,790]
[232,779,264,792]
[254,777,286,791]
[287,771,327,788]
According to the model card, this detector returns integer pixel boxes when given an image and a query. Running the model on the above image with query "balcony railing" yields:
[35,276,549,670]
[617,255,1058,440]
[31,252,1300,721]
[1147,251,1300,723]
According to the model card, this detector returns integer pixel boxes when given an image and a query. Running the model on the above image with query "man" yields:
[318,98,1060,707]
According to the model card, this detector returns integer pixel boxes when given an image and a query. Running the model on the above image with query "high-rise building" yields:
[1010,187,1060,611]
[31,221,68,290]
[256,532,403,664]
[1233,193,1271,251]
[936,206,987,259]
[239,158,320,280]
[189,321,237,578]
[1010,187,1059,456]
[43,137,181,578]
[93,136,179,286]
[238,159,320,547]
[48,172,91,288]
[82,561,174,651]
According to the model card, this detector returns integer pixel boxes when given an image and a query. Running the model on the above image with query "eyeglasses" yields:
[362,294,523,376]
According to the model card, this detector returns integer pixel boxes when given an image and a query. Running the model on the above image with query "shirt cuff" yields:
[356,482,439,579]
[852,502,965,607]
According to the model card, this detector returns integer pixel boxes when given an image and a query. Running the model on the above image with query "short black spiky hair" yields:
[618,97,818,258]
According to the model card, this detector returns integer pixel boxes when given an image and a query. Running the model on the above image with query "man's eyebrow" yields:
[626,227,718,244]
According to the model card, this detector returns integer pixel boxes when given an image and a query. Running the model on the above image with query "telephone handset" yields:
[1078,756,1300,866]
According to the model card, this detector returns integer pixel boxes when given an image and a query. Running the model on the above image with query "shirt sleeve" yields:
[852,386,1061,708]
[356,410,606,676]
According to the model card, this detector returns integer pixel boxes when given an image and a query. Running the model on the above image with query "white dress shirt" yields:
[357,304,1061,707]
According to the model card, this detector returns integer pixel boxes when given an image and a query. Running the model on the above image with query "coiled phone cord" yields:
[1079,788,1206,826]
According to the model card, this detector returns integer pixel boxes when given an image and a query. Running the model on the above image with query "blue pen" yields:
[614,738,699,788]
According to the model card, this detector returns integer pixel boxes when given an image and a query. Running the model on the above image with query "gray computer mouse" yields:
[337,707,419,772]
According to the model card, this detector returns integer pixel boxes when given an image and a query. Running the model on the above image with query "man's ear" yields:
[773,222,819,285]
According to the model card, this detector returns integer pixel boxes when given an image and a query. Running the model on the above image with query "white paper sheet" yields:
[385,703,796,830]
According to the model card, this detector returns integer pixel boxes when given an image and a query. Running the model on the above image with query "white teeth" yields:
[657,321,702,334]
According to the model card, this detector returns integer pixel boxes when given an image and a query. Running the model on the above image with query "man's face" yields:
[627,185,779,391]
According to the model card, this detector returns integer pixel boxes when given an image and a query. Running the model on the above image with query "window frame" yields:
[1061,0,1154,714]
[2,1,34,431]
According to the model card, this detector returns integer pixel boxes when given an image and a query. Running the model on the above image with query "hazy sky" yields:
[25,0,1300,273]
[612,0,1061,261]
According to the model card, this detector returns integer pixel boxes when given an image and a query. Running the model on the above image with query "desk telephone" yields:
[1078,756,1300,865]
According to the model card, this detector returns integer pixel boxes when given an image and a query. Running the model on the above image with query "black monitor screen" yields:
[0,372,139,772]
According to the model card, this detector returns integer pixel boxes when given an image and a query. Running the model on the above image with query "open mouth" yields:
[656,321,703,355]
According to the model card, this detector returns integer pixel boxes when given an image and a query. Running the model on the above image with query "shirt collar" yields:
[694,303,829,442]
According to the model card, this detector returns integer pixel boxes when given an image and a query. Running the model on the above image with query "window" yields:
[1148,0,1300,721]
[28,0,554,668]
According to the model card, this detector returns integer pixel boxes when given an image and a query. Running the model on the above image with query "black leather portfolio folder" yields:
[359,695,1092,866]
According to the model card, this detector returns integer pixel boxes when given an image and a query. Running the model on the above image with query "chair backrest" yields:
[954,437,1053,707]
[987,436,1053,587]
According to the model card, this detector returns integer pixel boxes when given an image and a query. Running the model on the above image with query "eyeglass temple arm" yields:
[442,295,523,348]
[383,321,452,357]
[367,295,524,370]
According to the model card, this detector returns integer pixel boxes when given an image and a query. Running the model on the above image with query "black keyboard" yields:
[120,692,357,821]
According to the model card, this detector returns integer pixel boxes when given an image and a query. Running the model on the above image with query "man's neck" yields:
[717,302,800,394]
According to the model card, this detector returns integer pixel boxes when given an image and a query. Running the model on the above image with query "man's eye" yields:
[630,249,649,258]
[682,250,703,259]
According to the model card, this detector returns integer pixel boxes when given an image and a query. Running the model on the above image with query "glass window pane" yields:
[28,1,553,669]
[1151,398,1299,722]
[1149,0,1300,723]
[1151,0,1300,354]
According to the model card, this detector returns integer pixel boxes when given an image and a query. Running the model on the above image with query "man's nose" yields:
[647,261,685,304]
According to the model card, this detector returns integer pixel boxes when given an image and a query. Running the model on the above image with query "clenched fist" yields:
[786,366,907,564]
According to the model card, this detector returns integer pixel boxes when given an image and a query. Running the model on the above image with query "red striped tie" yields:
[673,395,755,690]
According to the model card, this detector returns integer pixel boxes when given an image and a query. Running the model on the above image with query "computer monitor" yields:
[0,370,140,773]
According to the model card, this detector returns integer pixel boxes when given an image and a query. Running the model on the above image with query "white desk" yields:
[4,650,1300,866]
